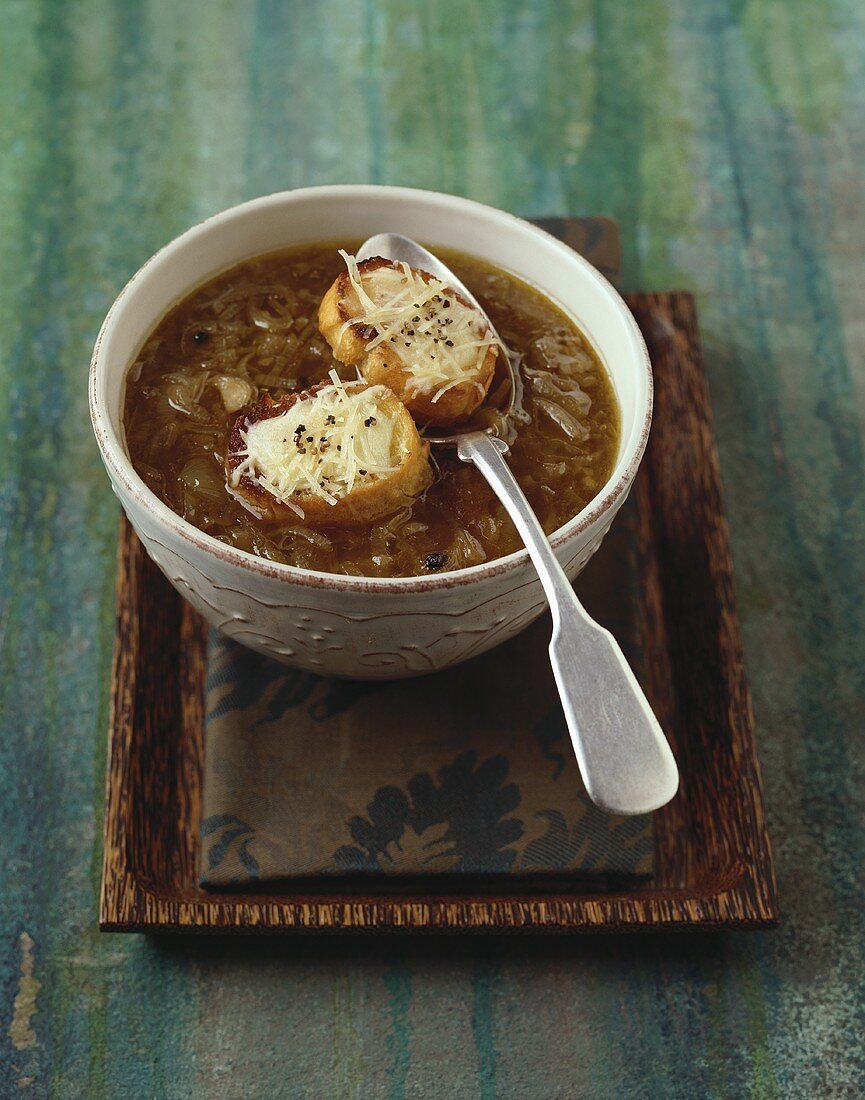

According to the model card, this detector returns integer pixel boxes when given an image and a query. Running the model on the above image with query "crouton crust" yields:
[318,257,497,426]
[225,381,433,525]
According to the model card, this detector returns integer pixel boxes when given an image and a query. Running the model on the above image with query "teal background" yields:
[1,1,864,1096]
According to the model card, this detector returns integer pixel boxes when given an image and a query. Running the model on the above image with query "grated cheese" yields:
[229,373,403,516]
[337,252,496,402]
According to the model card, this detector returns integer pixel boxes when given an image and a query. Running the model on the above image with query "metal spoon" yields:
[356,233,679,815]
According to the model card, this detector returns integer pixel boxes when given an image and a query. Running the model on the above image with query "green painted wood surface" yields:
[1,1,863,1096]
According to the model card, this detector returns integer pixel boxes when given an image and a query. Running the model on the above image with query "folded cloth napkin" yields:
[200,503,654,886]
[199,215,654,887]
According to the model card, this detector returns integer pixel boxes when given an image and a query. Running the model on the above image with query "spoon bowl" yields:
[356,232,520,444]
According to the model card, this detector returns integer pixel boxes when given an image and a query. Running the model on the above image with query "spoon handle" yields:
[456,431,679,816]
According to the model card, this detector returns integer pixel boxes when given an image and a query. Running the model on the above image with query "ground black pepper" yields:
[423,552,448,571]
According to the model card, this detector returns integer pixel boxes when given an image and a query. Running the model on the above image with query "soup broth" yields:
[123,243,620,577]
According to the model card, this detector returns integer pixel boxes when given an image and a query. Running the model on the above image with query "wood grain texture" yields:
[99,291,779,934]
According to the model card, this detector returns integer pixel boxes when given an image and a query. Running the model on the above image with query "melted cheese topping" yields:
[229,372,402,517]
[337,252,496,403]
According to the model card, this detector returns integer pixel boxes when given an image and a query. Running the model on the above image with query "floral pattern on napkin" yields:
[200,499,655,887]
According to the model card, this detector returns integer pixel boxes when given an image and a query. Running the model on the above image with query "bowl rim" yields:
[89,185,652,594]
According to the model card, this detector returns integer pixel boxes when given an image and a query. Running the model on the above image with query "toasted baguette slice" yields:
[318,254,498,426]
[225,374,433,524]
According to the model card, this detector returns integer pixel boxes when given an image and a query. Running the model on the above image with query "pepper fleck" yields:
[423,552,448,571]
[192,329,210,344]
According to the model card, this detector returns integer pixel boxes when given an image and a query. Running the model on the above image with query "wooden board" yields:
[99,291,779,933]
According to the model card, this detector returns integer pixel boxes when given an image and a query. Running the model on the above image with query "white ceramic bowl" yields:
[90,186,651,679]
